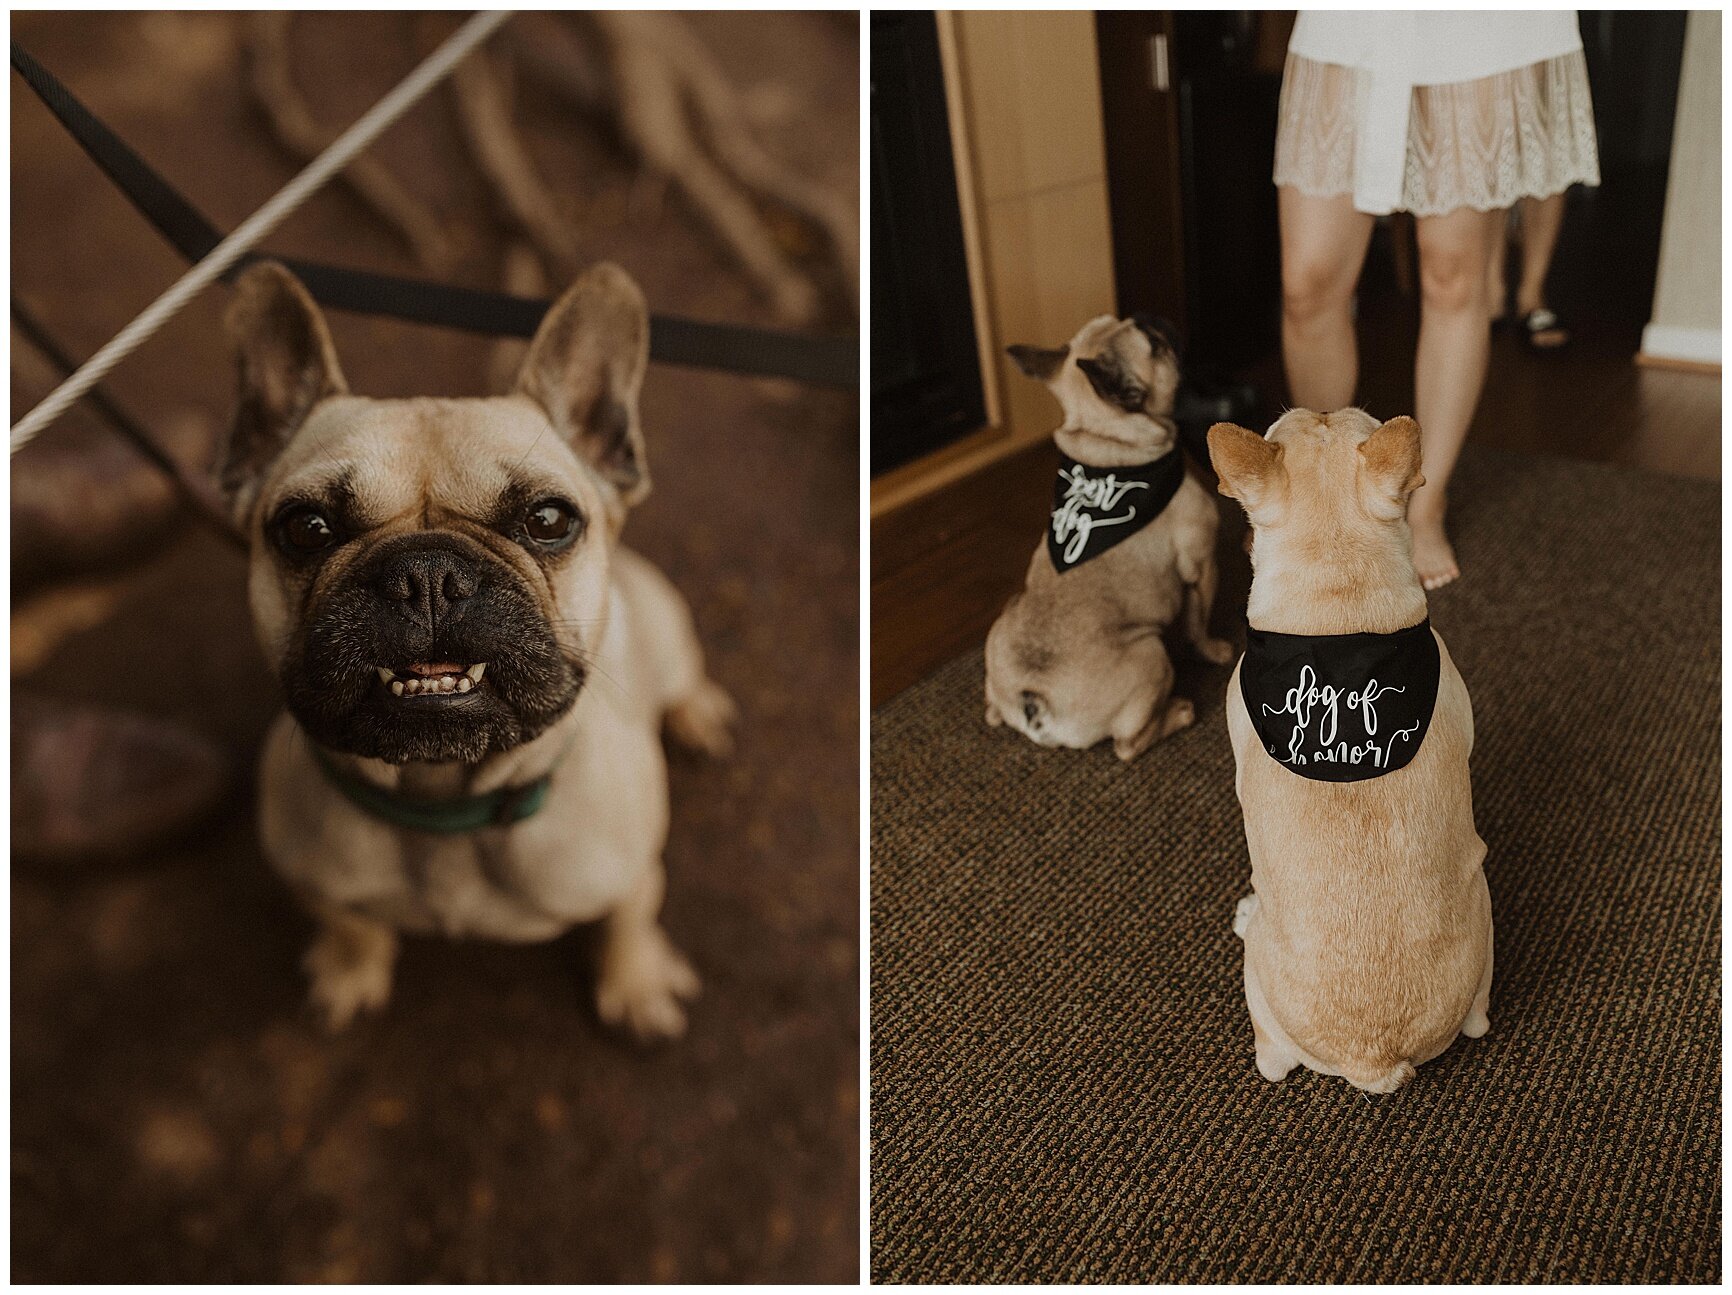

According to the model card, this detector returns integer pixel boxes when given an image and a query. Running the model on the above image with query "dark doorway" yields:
[1098,11,1692,406]
[869,11,985,477]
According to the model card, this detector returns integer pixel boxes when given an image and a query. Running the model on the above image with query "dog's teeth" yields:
[386,670,475,697]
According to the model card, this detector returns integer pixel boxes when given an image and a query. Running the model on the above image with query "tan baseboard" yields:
[1635,352,1721,377]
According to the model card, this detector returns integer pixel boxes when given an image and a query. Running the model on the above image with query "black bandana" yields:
[1240,619,1440,782]
[1047,452,1185,572]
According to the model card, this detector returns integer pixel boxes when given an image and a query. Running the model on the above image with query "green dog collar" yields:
[313,747,552,834]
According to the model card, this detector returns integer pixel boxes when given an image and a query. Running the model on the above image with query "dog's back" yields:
[985,315,1226,759]
[1227,635,1489,1087]
[1210,409,1492,1091]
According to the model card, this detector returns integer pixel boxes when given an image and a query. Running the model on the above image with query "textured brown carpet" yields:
[870,448,1720,1283]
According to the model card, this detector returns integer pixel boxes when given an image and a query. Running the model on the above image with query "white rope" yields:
[11,9,512,454]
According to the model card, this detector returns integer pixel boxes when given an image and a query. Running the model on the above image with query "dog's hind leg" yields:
[1181,554,1234,665]
[301,899,399,1032]
[614,548,737,757]
[664,676,738,758]
[1243,953,1300,1082]
[1461,923,1494,1039]
[1110,648,1192,761]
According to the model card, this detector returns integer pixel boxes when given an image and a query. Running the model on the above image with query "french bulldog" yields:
[220,260,736,1041]
[1209,409,1492,1092]
[984,314,1231,761]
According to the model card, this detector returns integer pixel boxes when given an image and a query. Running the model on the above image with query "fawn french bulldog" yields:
[984,314,1230,761]
[220,261,735,1041]
[1208,408,1492,1093]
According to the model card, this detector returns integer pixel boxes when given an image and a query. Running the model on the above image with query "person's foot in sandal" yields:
[1519,304,1570,350]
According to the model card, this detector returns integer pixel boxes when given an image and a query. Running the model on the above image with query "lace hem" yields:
[1273,51,1602,216]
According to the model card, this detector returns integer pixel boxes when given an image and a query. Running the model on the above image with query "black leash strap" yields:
[11,42,857,389]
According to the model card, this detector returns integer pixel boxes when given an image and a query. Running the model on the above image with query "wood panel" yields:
[871,438,1057,706]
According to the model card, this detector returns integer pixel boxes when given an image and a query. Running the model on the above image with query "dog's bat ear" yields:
[1358,415,1426,520]
[1076,354,1149,413]
[1207,421,1286,522]
[1006,343,1069,381]
[516,262,651,507]
[221,261,348,508]
[1131,312,1181,361]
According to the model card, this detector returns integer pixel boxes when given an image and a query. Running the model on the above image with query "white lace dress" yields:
[1274,10,1602,216]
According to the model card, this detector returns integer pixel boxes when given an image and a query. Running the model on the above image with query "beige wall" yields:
[874,10,1116,511]
[1644,9,1721,363]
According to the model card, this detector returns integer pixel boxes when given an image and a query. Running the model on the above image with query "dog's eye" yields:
[523,499,579,546]
[276,506,339,554]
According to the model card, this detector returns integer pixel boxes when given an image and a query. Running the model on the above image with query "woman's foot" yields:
[1408,504,1460,590]
[1518,305,1570,350]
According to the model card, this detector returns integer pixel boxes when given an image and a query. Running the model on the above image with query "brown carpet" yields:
[870,448,1720,1283]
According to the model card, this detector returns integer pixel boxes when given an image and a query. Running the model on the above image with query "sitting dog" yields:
[1208,409,1492,1092]
[984,314,1230,761]
[220,261,735,1041]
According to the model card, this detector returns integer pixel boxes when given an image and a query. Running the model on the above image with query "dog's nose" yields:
[374,547,479,628]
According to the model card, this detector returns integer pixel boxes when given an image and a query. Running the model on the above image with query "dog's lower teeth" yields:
[388,671,476,697]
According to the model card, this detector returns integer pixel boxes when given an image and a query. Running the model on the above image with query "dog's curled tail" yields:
[1345,1058,1416,1095]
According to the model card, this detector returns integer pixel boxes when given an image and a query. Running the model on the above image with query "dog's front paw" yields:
[303,929,395,1032]
[1196,636,1236,666]
[596,928,701,1043]
[666,679,738,759]
[1233,893,1258,938]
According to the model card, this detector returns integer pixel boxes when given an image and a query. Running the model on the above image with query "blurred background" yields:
[13,10,857,1282]
[871,9,1719,700]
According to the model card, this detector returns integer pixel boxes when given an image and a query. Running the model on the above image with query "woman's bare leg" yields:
[1278,185,1375,411]
[1515,191,1569,346]
[1485,208,1511,321]
[1411,205,1500,590]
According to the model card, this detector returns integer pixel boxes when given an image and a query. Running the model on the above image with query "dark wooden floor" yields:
[872,242,1720,703]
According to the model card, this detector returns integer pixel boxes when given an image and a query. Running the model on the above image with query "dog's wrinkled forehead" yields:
[1066,314,1127,357]
[1267,405,1380,452]
[264,395,593,521]
[1070,316,1174,413]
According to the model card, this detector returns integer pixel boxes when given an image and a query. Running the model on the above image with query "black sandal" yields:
[1520,307,1571,351]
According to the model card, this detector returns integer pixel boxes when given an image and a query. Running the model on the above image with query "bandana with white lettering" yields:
[1047,452,1185,572]
[1240,619,1439,782]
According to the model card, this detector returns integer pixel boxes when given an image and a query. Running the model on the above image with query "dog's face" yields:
[219,261,651,764]
[1007,313,1181,455]
[1206,407,1425,569]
